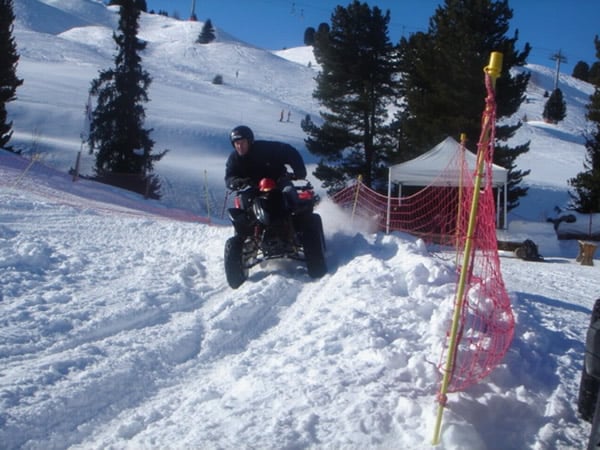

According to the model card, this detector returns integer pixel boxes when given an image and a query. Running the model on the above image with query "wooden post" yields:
[577,241,598,266]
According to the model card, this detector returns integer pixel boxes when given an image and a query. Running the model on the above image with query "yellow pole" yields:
[432,52,503,446]
[455,133,467,262]
[351,175,363,223]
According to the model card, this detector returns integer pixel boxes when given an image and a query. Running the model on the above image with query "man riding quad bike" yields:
[223,125,327,289]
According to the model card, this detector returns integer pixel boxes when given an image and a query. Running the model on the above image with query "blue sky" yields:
[145,0,599,72]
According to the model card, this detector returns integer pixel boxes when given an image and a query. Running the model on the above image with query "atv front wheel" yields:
[578,298,600,421]
[302,213,327,279]
[224,235,248,289]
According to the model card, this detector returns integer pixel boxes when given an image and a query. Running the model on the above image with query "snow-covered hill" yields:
[2,1,599,448]
[10,0,319,213]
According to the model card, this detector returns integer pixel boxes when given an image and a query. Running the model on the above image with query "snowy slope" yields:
[10,0,320,213]
[2,1,600,449]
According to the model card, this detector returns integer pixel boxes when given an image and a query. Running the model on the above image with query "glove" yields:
[230,177,251,190]
[285,172,301,181]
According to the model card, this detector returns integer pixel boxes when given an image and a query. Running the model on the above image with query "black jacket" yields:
[225,140,307,190]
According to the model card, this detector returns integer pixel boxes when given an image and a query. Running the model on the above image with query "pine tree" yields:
[572,61,590,82]
[317,23,330,35]
[396,0,531,211]
[88,0,166,197]
[303,27,316,46]
[197,19,216,44]
[0,0,23,153]
[303,1,398,192]
[590,62,600,87]
[569,37,600,213]
[542,88,567,123]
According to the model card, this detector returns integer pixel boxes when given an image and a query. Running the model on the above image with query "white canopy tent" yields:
[387,137,508,230]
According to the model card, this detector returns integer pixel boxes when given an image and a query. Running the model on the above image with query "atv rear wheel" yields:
[302,213,327,279]
[578,298,600,421]
[224,235,248,289]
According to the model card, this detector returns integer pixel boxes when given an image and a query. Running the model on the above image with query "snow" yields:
[2,1,600,448]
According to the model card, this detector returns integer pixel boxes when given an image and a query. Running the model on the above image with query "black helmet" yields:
[230,125,254,147]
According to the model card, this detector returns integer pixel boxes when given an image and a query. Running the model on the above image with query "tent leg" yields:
[386,168,392,234]
[496,187,501,228]
[503,182,507,229]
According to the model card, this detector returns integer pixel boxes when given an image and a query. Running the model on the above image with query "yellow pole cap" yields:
[484,52,503,79]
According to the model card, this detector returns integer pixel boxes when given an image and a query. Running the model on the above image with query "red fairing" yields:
[259,178,277,192]
[299,190,314,201]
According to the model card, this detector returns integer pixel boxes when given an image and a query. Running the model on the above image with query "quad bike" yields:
[224,177,327,289]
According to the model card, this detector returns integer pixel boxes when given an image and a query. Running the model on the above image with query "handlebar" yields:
[229,176,313,193]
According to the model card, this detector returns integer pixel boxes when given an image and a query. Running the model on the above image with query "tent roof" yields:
[389,137,508,187]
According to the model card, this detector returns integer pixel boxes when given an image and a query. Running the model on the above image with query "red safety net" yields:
[331,72,514,393]
[441,71,514,393]
[332,152,475,247]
